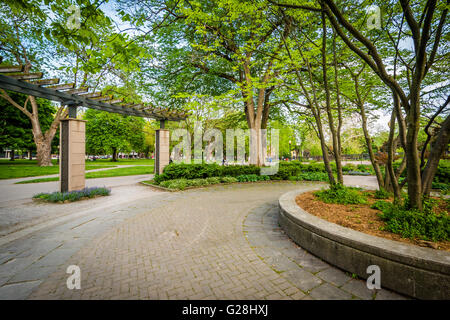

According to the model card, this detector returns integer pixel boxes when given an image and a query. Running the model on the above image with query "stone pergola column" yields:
[60,106,86,192]
[155,119,170,175]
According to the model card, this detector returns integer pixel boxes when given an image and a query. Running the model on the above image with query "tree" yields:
[321,0,449,209]
[0,0,146,166]
[271,0,449,210]
[122,0,292,166]
[0,91,57,160]
[84,109,145,161]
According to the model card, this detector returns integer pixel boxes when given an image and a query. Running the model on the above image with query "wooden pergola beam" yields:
[9,72,43,80]
[26,78,60,86]
[0,74,186,120]
[0,65,24,73]
[47,83,75,91]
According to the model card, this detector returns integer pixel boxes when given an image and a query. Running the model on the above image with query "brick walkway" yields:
[26,182,405,300]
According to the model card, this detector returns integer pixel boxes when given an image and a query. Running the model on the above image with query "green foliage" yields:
[371,199,449,241]
[236,174,270,182]
[374,188,391,199]
[271,162,302,180]
[84,109,145,156]
[220,176,238,183]
[154,161,375,185]
[288,172,329,182]
[154,163,260,183]
[315,184,368,205]
[159,176,227,190]
[34,187,110,203]
[432,182,449,194]
[371,200,393,212]
[434,160,450,184]
[0,91,56,153]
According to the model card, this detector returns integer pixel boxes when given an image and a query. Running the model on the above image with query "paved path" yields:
[0,175,153,237]
[0,181,405,300]
[0,173,152,205]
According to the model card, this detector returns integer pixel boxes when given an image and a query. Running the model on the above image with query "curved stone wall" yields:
[278,190,450,299]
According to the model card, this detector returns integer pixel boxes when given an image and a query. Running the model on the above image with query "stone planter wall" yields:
[278,190,450,299]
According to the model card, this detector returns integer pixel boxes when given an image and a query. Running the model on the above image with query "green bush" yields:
[315,184,368,205]
[288,172,330,182]
[434,160,450,184]
[342,163,356,172]
[374,188,391,199]
[206,177,221,184]
[33,187,111,203]
[154,163,261,183]
[220,176,238,183]
[271,162,302,180]
[372,199,450,241]
[432,182,449,193]
[236,174,270,182]
[155,161,379,184]
[159,176,235,190]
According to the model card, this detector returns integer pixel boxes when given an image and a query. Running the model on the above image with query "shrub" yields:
[374,188,391,199]
[154,163,261,183]
[236,174,270,182]
[33,187,111,203]
[293,172,329,182]
[346,170,371,176]
[372,199,450,241]
[160,179,189,190]
[220,176,238,183]
[342,163,356,172]
[434,160,450,184]
[357,164,373,173]
[271,162,302,180]
[206,177,221,184]
[432,182,449,193]
[159,176,231,190]
[371,200,393,212]
[315,184,368,205]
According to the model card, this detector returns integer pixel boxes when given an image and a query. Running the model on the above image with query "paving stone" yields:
[309,283,353,300]
[8,265,56,283]
[0,280,42,300]
[316,268,352,287]
[0,183,408,300]
[341,279,377,300]
[282,269,323,292]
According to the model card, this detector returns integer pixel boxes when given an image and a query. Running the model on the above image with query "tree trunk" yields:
[312,110,336,185]
[360,103,384,189]
[112,147,118,162]
[322,12,343,184]
[10,149,14,161]
[36,138,53,166]
[405,91,422,210]
[386,103,401,201]
[421,114,450,196]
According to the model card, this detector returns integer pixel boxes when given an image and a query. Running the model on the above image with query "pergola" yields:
[0,63,187,192]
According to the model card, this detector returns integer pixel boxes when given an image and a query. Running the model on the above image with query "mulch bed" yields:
[295,191,450,251]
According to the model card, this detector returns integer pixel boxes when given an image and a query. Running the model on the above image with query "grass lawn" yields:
[89,159,155,165]
[0,164,117,180]
[15,165,154,184]
[0,158,154,179]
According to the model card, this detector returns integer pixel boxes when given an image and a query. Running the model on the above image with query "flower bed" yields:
[33,187,111,203]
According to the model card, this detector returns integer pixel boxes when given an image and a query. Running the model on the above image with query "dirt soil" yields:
[295,191,450,251]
